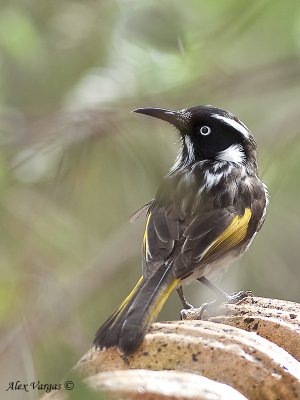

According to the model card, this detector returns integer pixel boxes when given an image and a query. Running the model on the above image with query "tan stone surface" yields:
[77,319,300,400]
[86,369,249,399]
[42,297,300,400]
[183,296,300,361]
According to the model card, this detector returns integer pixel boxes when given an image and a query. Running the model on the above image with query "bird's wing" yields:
[143,206,252,279]
[173,207,252,278]
[142,205,183,277]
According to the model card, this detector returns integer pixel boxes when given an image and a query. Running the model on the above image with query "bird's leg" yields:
[198,277,253,301]
[176,286,194,320]
[197,277,253,318]
[176,286,194,309]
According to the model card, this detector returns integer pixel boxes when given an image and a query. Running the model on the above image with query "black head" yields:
[133,105,257,170]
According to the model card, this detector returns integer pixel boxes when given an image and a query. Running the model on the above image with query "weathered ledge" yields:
[43,296,300,400]
[183,295,300,361]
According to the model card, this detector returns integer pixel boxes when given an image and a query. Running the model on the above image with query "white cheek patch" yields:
[212,114,250,139]
[216,144,246,164]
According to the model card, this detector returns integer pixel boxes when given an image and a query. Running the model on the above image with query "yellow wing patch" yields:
[143,213,151,257]
[205,208,252,258]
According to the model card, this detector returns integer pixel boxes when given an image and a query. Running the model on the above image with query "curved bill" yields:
[133,107,186,129]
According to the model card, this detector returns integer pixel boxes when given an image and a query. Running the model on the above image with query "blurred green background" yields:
[1,0,300,398]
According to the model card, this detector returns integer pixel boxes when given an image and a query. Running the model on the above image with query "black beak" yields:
[133,107,188,130]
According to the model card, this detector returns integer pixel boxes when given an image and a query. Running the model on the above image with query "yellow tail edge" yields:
[146,277,180,327]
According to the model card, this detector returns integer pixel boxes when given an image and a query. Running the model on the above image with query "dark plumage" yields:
[94,105,268,355]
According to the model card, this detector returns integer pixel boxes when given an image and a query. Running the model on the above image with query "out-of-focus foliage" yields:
[1,0,300,397]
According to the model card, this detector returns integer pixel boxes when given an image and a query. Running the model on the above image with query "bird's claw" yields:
[226,290,254,303]
[179,302,194,320]
[199,290,253,319]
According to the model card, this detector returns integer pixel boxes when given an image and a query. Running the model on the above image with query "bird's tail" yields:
[94,265,179,355]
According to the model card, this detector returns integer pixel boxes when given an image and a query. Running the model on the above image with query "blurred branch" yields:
[3,56,300,151]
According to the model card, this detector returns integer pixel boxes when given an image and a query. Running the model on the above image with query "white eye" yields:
[200,126,211,136]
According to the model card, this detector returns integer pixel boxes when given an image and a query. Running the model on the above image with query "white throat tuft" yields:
[216,144,245,164]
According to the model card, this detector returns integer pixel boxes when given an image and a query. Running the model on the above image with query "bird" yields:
[94,105,268,355]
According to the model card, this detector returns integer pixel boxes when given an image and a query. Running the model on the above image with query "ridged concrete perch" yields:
[86,370,249,400]
[42,296,300,400]
[184,296,300,361]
